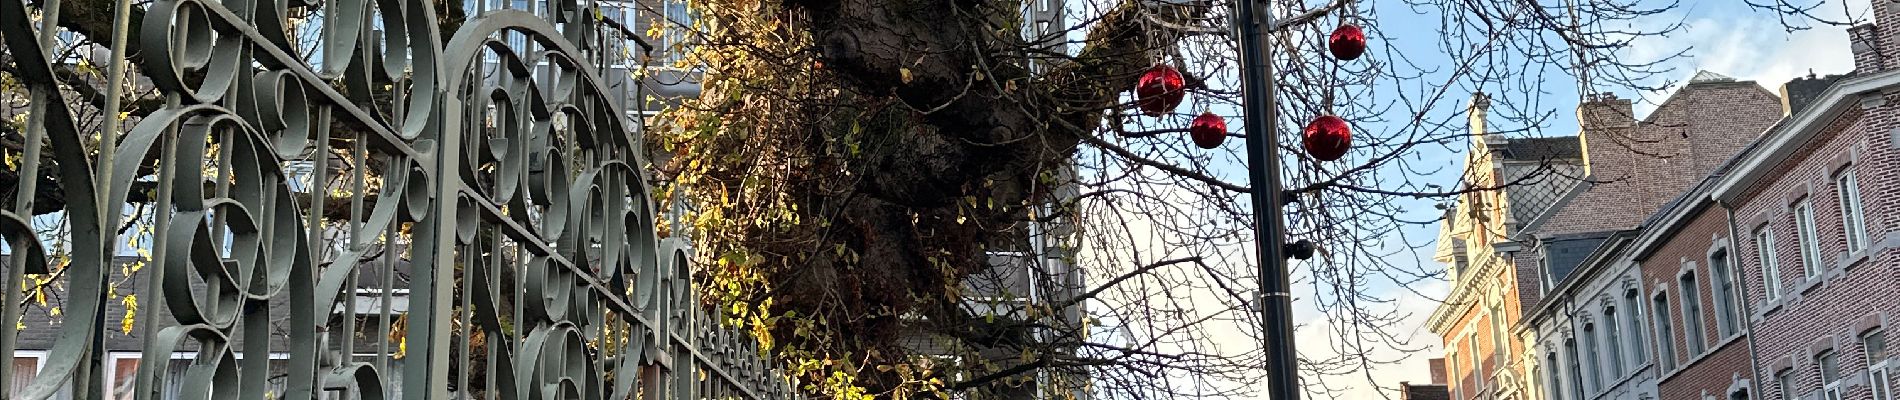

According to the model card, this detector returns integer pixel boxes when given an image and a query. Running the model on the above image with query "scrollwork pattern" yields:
[0,0,800,398]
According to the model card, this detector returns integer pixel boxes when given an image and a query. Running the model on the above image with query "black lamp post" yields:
[1234,0,1301,399]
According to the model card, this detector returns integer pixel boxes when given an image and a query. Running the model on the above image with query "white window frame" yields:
[1711,249,1740,337]
[1567,338,1585,400]
[1821,349,1843,400]
[1469,332,1483,389]
[1868,330,1893,400]
[1652,292,1677,371]
[1756,224,1783,301]
[1837,166,1869,254]
[1794,197,1823,278]
[1624,288,1647,366]
[1680,271,1706,355]
[1546,352,1565,400]
[1602,307,1623,378]
[1490,302,1509,364]
[1776,368,1796,400]
[1582,322,1601,392]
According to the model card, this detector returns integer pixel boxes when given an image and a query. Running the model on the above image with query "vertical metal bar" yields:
[457,242,474,397]
[406,93,463,400]
[0,3,56,393]
[95,0,133,219]
[132,51,187,400]
[485,233,500,400]
[1235,0,1298,399]
[375,197,396,394]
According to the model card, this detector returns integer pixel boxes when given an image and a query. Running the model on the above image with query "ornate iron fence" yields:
[0,0,802,399]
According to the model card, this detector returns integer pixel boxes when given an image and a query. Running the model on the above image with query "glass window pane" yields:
[12,357,36,396]
[1821,351,1840,381]
[1871,331,1890,362]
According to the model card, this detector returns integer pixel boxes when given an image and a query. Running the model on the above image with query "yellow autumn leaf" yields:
[121,309,135,334]
[900,68,912,84]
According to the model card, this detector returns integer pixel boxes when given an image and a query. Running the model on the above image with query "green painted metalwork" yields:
[0,0,798,398]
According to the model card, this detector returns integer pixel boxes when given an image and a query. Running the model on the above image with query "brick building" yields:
[1707,6,1900,400]
[1629,174,1757,400]
[1403,358,1454,400]
[1429,94,1589,400]
[1515,74,1784,400]
[1418,6,1900,400]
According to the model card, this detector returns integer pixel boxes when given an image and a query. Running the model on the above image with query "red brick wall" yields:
[1636,206,1752,398]
[1431,358,1449,385]
[1442,259,1530,400]
[1659,338,1751,400]
[1636,207,1731,370]
[1538,83,1783,237]
[1730,92,1900,400]
[1860,2,1900,74]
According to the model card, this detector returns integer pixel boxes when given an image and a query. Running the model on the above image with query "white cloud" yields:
[1629,4,1861,115]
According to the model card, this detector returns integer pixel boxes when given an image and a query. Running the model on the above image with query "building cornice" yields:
[1712,69,1900,202]
[1428,241,1512,334]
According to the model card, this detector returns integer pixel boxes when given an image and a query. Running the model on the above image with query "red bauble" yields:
[1329,25,1367,61]
[1303,115,1352,161]
[1189,112,1227,149]
[1135,65,1186,116]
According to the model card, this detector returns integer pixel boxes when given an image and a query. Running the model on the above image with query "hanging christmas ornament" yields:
[1303,115,1352,161]
[1135,65,1186,116]
[1329,25,1367,61]
[1189,112,1226,149]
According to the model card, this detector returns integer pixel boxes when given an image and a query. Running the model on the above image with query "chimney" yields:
[1577,93,1635,131]
[1428,357,1448,384]
[1781,73,1848,116]
[1852,24,1886,74]
[1854,0,1900,74]
[1469,92,1509,157]
[1576,93,1636,176]
[1469,92,1492,137]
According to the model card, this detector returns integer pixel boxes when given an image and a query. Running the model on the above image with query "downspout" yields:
[1721,199,1766,398]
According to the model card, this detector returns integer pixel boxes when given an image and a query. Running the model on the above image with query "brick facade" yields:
[1419,9,1900,400]
[1514,76,1781,400]
[1635,204,1753,400]
[1533,82,1784,239]
[1720,86,1900,400]
[1432,95,1589,400]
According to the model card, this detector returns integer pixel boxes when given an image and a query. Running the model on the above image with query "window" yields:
[1567,338,1585,400]
[1821,349,1843,400]
[657,0,694,65]
[1603,308,1624,377]
[1625,289,1647,366]
[1868,330,1892,400]
[1469,333,1484,388]
[1755,224,1783,301]
[1491,304,1509,366]
[1837,166,1869,254]
[1547,353,1565,400]
[1776,368,1796,400]
[1653,293,1677,370]
[1450,351,1463,400]
[1794,197,1823,278]
[1712,250,1740,337]
[1681,272,1707,355]
[1583,323,1602,392]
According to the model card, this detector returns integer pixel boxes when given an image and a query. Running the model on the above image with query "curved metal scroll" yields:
[0,0,802,398]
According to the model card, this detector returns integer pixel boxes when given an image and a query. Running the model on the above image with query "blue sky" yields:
[1071,0,1868,396]
[1071,0,1869,398]
[1260,0,1866,398]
